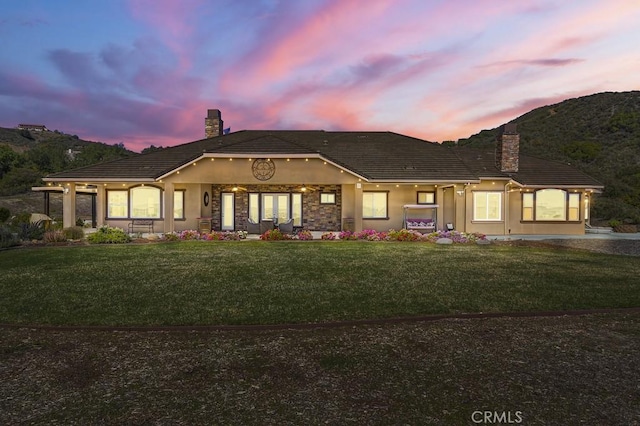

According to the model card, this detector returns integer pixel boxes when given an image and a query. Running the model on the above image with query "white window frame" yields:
[473,191,502,221]
[363,191,388,219]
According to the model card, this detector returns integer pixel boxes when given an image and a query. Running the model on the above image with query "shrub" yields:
[321,232,336,240]
[163,232,180,241]
[338,230,357,240]
[87,226,131,244]
[0,207,10,223]
[63,226,85,240]
[178,229,200,240]
[0,226,19,248]
[44,230,67,243]
[295,230,313,240]
[19,221,45,241]
[260,228,290,241]
[387,229,423,242]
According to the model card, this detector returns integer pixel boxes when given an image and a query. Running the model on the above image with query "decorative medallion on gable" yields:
[252,158,276,181]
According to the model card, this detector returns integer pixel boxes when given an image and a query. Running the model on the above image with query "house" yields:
[42,111,603,235]
[18,123,48,132]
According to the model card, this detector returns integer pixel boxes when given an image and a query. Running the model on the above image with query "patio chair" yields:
[260,220,274,234]
[247,218,261,234]
[278,218,294,234]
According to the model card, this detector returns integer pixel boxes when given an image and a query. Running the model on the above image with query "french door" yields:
[262,193,289,223]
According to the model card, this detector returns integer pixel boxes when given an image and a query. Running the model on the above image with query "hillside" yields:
[458,91,640,223]
[0,126,136,196]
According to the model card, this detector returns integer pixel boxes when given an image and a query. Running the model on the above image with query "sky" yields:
[1,0,639,152]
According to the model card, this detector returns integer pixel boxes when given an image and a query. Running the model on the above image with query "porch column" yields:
[62,183,76,228]
[436,186,444,231]
[96,185,106,228]
[354,182,363,232]
[164,182,175,234]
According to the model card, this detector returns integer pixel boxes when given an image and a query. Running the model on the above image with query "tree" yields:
[0,145,23,178]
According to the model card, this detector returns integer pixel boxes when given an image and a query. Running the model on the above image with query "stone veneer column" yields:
[62,183,76,228]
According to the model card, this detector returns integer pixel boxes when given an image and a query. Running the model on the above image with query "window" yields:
[535,189,566,221]
[474,192,502,221]
[248,193,260,222]
[130,186,161,218]
[521,189,581,222]
[568,193,580,221]
[417,191,435,204]
[320,193,336,204]
[174,190,185,219]
[107,190,128,218]
[363,192,388,219]
[106,186,184,219]
[522,193,534,221]
[292,193,302,226]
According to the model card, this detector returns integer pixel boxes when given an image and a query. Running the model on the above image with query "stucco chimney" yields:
[205,109,223,138]
[496,123,519,173]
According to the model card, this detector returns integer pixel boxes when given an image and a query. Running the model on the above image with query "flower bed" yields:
[322,229,486,243]
[164,230,248,241]
[162,228,485,243]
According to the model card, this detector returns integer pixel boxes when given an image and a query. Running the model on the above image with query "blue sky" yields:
[1,0,639,151]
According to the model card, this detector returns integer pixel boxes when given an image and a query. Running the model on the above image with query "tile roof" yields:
[46,130,478,182]
[453,147,603,187]
[45,130,602,187]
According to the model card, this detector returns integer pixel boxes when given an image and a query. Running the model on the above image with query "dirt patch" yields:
[1,313,638,425]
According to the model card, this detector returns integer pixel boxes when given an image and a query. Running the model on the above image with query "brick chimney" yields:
[496,123,519,173]
[205,109,223,138]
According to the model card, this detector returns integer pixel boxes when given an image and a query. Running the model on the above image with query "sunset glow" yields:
[1,0,638,151]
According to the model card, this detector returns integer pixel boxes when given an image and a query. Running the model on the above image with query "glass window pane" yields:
[221,193,234,230]
[107,190,128,218]
[417,192,435,204]
[488,193,501,220]
[363,192,387,218]
[249,193,259,222]
[474,193,487,220]
[568,193,580,221]
[277,194,289,223]
[292,193,302,226]
[131,186,161,218]
[320,193,335,204]
[263,195,274,220]
[474,192,501,221]
[535,189,566,221]
[173,191,184,219]
[522,193,533,220]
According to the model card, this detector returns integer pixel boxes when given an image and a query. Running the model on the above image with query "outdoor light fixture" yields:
[301,184,307,192]
[456,190,464,196]
[232,185,239,192]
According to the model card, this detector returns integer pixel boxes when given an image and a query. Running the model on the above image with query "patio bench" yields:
[128,219,154,234]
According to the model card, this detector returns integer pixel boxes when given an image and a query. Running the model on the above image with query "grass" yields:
[1,241,639,326]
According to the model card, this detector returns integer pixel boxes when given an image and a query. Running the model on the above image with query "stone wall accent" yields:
[495,123,519,173]
[205,109,223,138]
[208,184,342,231]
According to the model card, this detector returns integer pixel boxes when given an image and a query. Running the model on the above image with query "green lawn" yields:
[1,241,639,326]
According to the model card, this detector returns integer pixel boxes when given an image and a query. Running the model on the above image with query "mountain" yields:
[457,91,640,223]
[0,127,136,196]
